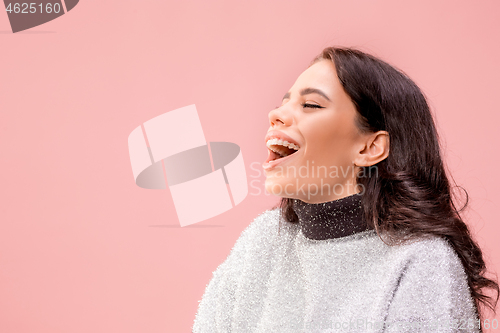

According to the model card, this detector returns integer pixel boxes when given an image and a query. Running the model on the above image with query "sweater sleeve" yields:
[383,237,480,333]
[192,209,276,333]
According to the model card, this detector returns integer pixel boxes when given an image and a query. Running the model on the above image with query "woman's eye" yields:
[302,103,324,109]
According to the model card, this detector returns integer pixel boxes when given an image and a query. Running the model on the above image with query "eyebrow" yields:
[282,88,331,102]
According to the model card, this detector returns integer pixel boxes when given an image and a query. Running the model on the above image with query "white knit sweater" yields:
[192,208,480,332]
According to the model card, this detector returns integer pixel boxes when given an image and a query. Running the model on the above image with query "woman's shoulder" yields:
[242,208,281,234]
[383,233,469,285]
[392,234,463,265]
[235,208,290,245]
[215,208,288,273]
[227,207,300,255]
[382,234,479,327]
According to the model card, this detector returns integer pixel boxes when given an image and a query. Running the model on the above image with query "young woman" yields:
[192,47,499,332]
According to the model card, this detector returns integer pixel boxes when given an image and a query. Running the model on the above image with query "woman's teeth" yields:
[266,138,300,158]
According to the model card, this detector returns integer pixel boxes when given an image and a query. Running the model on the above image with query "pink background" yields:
[1,0,499,332]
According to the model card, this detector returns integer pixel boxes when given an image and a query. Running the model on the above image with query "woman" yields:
[192,47,499,332]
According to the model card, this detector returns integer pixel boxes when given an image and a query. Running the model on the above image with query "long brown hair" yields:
[272,46,498,323]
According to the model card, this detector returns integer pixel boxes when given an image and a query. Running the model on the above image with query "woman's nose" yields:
[268,106,292,127]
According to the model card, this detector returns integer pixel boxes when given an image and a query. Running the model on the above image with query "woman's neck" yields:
[292,193,373,240]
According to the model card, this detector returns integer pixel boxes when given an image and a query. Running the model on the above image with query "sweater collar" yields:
[292,193,373,240]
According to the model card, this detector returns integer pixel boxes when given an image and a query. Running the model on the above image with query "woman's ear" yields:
[353,131,390,167]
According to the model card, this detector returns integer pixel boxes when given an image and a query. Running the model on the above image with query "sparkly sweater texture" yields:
[192,193,480,332]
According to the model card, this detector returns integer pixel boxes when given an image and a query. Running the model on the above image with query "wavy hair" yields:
[272,46,498,323]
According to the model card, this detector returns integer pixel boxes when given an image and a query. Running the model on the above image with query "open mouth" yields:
[266,138,300,161]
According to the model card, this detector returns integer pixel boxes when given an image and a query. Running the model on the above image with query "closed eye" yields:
[302,103,324,109]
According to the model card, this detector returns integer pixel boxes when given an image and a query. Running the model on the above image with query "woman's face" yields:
[263,59,369,203]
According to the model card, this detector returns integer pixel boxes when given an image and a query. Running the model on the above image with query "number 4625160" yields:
[5,3,62,14]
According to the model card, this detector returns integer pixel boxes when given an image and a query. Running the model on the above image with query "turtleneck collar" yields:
[292,193,373,240]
